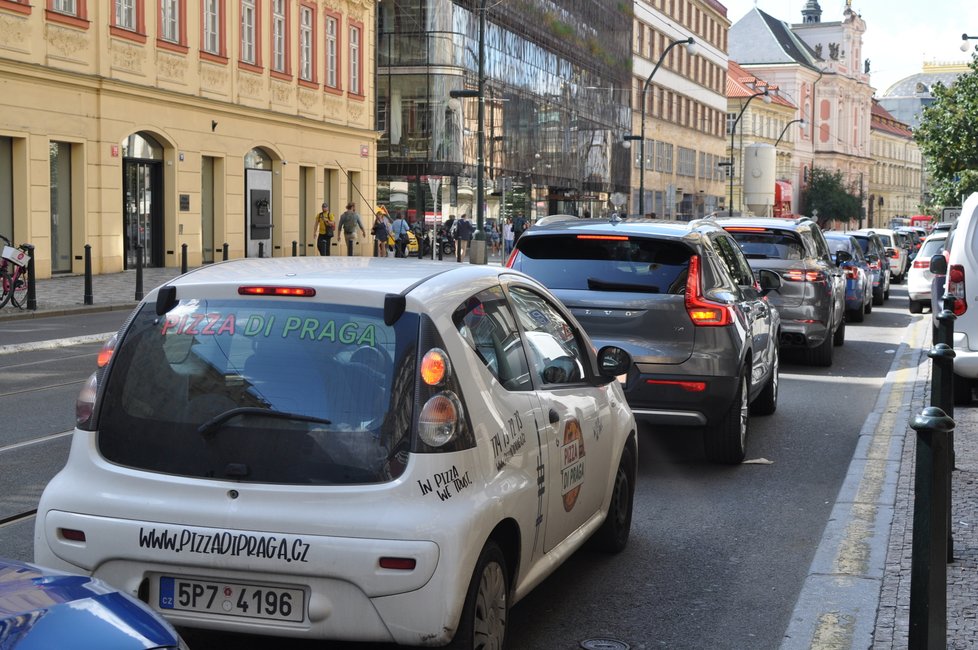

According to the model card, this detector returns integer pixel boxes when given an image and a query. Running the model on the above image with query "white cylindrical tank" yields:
[743,143,776,217]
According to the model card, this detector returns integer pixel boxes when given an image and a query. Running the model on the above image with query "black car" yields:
[718,217,847,367]
[507,216,782,464]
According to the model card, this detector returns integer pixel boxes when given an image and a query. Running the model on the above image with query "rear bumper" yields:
[779,320,830,348]
[624,371,738,428]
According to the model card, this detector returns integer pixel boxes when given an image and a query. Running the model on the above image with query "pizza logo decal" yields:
[560,418,586,512]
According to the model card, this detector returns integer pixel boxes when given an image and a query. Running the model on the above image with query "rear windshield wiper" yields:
[198,407,332,437]
[586,277,660,293]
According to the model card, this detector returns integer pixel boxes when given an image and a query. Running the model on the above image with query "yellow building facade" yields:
[0,0,377,278]
[868,100,921,227]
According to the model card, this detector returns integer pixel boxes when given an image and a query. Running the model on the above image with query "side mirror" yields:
[885,247,897,258]
[596,346,631,379]
[834,250,853,265]
[756,268,783,294]
[930,253,948,276]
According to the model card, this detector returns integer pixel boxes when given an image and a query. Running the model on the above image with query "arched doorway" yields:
[245,147,273,257]
[122,133,164,269]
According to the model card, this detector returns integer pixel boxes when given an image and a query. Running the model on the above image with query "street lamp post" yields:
[775,118,807,147]
[448,0,487,263]
[728,89,770,215]
[961,33,978,51]
[634,37,697,217]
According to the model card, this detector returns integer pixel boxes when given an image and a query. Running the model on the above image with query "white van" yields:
[934,192,978,403]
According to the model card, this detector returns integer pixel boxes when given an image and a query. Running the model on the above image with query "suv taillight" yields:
[948,264,967,316]
[783,269,827,283]
[845,266,860,280]
[77,334,118,430]
[685,255,732,326]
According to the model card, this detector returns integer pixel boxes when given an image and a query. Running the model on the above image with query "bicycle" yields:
[0,235,31,309]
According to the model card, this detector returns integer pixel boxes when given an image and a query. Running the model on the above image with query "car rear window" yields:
[96,300,419,485]
[918,236,947,258]
[825,237,855,256]
[876,234,893,246]
[726,229,805,260]
[513,234,691,294]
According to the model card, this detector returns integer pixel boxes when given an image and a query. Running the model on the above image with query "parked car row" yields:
[25,206,916,649]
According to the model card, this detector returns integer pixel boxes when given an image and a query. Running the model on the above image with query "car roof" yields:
[712,216,815,232]
[153,257,525,314]
[519,216,721,242]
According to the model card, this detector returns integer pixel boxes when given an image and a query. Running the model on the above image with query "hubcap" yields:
[473,561,507,650]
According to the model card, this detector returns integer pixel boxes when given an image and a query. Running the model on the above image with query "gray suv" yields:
[508,216,781,464]
[717,217,847,367]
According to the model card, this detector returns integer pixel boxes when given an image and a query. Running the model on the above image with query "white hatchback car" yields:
[34,258,637,649]
[907,230,948,313]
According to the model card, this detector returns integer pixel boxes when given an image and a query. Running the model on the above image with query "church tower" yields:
[802,0,822,23]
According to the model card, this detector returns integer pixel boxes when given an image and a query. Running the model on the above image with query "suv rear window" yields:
[97,300,419,485]
[726,229,805,260]
[514,235,691,294]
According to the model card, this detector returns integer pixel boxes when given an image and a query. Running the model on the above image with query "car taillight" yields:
[97,333,117,368]
[948,264,967,315]
[913,259,930,269]
[684,255,732,326]
[783,269,826,282]
[504,248,518,268]
[414,316,475,453]
[845,266,860,280]
[75,372,98,429]
[868,260,881,270]
[889,250,900,259]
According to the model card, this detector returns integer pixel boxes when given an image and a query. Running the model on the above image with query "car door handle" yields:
[548,409,560,424]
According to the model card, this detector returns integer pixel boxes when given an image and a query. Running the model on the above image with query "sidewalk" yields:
[2,264,976,648]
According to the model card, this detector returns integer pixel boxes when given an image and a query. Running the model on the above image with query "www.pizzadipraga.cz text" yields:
[138,528,310,563]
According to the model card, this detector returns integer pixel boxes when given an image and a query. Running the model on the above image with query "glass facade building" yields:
[377,0,633,223]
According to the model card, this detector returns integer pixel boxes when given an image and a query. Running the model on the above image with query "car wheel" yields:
[449,541,508,650]
[884,287,891,300]
[873,289,884,306]
[848,306,865,323]
[704,371,748,464]
[865,298,873,314]
[750,345,778,416]
[833,317,846,346]
[806,329,834,367]
[592,445,634,553]
[909,300,924,314]
[953,374,974,406]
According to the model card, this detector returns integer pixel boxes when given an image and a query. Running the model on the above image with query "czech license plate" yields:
[158,576,305,622]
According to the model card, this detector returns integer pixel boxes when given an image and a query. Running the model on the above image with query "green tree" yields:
[915,52,978,206]
[801,167,861,228]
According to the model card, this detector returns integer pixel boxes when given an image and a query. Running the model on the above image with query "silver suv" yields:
[718,217,847,367]
[508,216,782,464]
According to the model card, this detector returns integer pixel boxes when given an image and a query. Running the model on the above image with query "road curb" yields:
[780,316,929,649]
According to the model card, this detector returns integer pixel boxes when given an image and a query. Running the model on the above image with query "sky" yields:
[719,0,978,95]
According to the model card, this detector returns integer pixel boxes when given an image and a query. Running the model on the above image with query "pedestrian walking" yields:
[311,202,335,256]
[512,213,528,244]
[337,202,366,256]
[503,217,514,256]
[390,213,411,258]
[456,214,473,260]
[372,209,390,257]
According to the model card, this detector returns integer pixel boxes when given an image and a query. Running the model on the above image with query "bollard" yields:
[222,242,229,261]
[24,244,37,310]
[292,240,298,257]
[134,245,144,301]
[181,243,188,274]
[83,245,93,305]
[908,406,955,649]
[437,232,443,261]
[258,242,265,258]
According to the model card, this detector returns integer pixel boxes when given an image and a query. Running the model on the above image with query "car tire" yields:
[884,287,891,300]
[750,345,778,416]
[704,371,748,464]
[449,540,509,650]
[833,317,846,346]
[873,289,884,306]
[592,445,635,553]
[865,298,873,314]
[909,300,924,314]
[848,306,865,323]
[953,374,974,406]
[806,329,834,367]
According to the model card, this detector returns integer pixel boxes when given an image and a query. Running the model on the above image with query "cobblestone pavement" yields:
[873,324,978,649]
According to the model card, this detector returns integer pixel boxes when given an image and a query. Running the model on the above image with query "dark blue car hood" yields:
[0,558,179,649]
